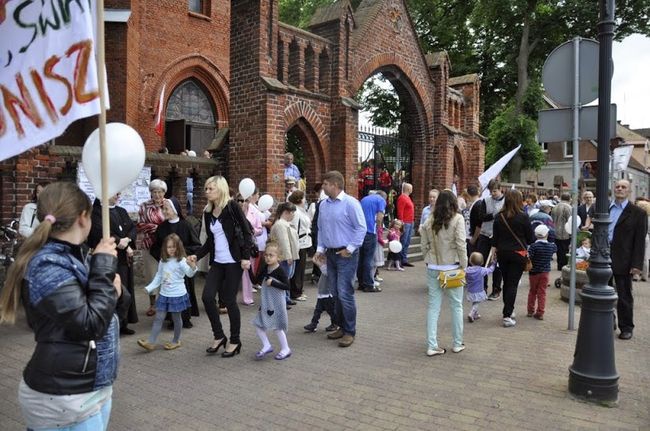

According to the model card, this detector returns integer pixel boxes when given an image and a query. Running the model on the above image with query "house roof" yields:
[617,123,648,143]
[633,128,650,139]
[310,0,354,27]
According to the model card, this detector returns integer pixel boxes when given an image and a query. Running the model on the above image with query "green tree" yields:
[356,75,401,129]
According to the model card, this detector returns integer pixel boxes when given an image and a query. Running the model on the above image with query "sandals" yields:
[274,350,292,361]
[426,347,446,357]
[255,347,274,360]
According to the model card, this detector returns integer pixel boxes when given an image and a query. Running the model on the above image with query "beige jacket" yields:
[270,218,300,261]
[420,213,468,268]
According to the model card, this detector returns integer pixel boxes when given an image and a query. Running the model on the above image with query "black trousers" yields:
[476,235,502,294]
[311,297,335,326]
[115,262,137,326]
[497,250,526,318]
[555,238,571,270]
[612,274,634,332]
[290,248,308,298]
[202,262,243,344]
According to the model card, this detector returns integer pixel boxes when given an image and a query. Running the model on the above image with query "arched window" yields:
[165,80,217,154]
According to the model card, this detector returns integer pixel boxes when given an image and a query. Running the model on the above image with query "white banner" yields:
[478,145,521,198]
[0,1,107,161]
[612,145,633,173]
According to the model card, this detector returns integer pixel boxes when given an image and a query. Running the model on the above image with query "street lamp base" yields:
[568,367,619,407]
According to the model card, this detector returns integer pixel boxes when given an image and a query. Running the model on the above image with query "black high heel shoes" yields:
[221,342,242,358]
[206,337,227,354]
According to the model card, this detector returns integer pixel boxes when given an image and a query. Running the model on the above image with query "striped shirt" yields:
[528,239,557,274]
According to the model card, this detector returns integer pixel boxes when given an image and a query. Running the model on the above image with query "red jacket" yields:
[396,194,414,223]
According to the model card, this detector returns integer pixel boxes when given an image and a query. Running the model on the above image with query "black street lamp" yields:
[568,0,619,405]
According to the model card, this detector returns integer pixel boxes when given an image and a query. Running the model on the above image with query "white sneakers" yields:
[451,344,465,353]
[503,317,516,327]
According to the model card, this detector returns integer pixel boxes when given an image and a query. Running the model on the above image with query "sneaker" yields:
[452,344,465,353]
[164,341,182,350]
[374,281,381,287]
[325,324,338,332]
[304,323,317,332]
[396,266,405,272]
[426,347,446,356]
[296,294,307,301]
[487,292,501,301]
[252,287,258,293]
[503,317,516,327]
[467,314,475,323]
[374,276,384,282]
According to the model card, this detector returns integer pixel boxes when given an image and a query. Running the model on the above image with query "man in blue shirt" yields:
[314,171,367,347]
[608,179,648,340]
[358,190,387,293]
[283,152,301,181]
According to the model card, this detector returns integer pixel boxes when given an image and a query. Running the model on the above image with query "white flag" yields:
[612,145,633,173]
[478,145,521,198]
[0,2,106,161]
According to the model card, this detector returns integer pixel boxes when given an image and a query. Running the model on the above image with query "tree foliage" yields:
[356,75,401,129]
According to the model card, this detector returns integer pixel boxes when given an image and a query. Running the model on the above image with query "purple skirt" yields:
[156,294,191,313]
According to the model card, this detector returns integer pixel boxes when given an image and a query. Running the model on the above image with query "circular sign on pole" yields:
[542,39,601,107]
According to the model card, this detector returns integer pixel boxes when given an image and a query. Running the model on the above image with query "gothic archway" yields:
[165,79,217,155]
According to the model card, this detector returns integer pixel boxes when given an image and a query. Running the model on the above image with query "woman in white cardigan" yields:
[420,190,468,356]
[269,202,300,304]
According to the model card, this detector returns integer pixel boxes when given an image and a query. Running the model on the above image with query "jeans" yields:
[28,397,112,431]
[426,269,464,349]
[202,262,243,344]
[497,251,525,318]
[357,233,377,289]
[326,249,359,336]
[400,222,414,263]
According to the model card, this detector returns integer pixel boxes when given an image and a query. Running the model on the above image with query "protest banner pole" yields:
[96,0,110,240]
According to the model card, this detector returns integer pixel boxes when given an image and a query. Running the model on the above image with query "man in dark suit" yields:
[609,180,648,340]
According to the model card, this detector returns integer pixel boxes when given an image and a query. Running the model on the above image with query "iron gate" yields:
[357,125,411,197]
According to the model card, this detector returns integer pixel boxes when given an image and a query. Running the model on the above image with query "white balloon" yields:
[388,240,403,254]
[564,215,582,234]
[82,123,145,200]
[238,178,255,200]
[257,194,274,212]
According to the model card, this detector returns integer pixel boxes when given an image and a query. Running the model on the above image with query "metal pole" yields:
[568,37,580,331]
[568,0,619,405]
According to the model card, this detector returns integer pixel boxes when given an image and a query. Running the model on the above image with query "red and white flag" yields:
[154,84,166,137]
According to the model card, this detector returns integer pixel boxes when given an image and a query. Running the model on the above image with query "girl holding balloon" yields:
[386,219,405,271]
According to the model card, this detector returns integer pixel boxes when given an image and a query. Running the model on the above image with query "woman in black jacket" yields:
[490,189,535,328]
[0,182,120,430]
[88,193,138,335]
[150,197,201,327]
[190,176,253,357]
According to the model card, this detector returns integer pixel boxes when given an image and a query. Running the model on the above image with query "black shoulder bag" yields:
[227,203,259,258]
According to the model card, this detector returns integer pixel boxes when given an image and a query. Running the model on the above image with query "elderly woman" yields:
[420,190,467,356]
[137,179,167,316]
[190,176,253,358]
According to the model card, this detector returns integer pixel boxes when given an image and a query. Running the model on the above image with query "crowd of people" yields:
[1,165,649,428]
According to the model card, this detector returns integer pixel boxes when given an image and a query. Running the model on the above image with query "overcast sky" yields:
[612,34,650,130]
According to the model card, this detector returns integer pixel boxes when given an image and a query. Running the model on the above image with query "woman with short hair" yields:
[137,179,167,317]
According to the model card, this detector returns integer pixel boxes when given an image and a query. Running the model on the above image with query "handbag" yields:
[227,204,259,258]
[500,214,532,272]
[431,223,465,288]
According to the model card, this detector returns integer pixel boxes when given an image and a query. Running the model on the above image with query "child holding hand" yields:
[138,234,197,351]
[252,241,292,360]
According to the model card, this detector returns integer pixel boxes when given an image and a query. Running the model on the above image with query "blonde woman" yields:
[420,190,467,356]
[190,176,253,358]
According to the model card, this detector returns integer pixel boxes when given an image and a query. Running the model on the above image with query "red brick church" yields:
[0,0,483,222]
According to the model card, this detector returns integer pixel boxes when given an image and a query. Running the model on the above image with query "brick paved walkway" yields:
[1,267,649,430]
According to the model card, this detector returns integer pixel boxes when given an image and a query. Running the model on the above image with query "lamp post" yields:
[568,0,619,405]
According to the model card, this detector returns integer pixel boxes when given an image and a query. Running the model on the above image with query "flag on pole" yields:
[0,1,106,161]
[154,84,166,137]
[478,145,521,198]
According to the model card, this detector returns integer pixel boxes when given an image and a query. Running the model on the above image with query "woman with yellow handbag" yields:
[419,190,468,356]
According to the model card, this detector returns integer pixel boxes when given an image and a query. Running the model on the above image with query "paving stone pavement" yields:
[1,267,649,430]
